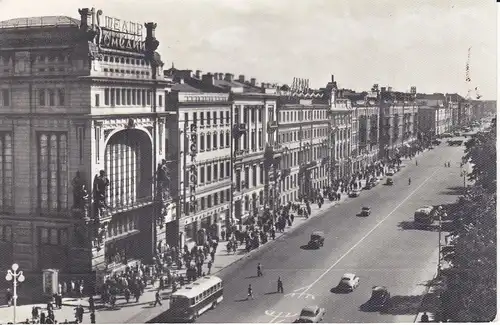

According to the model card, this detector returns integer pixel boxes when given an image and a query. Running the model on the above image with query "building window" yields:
[259,163,264,184]
[226,111,230,124]
[127,89,131,105]
[225,161,230,177]
[0,225,12,242]
[214,163,218,180]
[213,111,217,124]
[200,166,205,184]
[1,89,10,106]
[110,88,115,106]
[132,89,136,105]
[200,112,205,126]
[104,89,110,105]
[159,95,163,108]
[58,89,65,106]
[207,112,211,125]
[116,89,121,105]
[219,132,224,148]
[252,165,257,187]
[39,89,46,106]
[147,90,151,105]
[38,133,68,213]
[207,165,212,182]
[48,89,55,106]
[200,134,205,151]
[213,133,217,149]
[225,132,230,148]
[207,134,211,151]
[95,94,100,107]
[0,133,13,213]
[220,162,224,179]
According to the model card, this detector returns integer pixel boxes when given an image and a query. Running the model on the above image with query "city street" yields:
[197,142,468,323]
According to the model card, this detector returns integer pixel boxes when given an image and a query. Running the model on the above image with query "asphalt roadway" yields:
[197,141,468,323]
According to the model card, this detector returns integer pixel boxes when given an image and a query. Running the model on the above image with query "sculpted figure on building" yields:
[72,171,90,221]
[93,170,110,219]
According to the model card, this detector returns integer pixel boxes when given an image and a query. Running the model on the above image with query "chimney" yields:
[331,75,335,83]
[218,73,224,80]
[195,70,202,79]
[224,73,234,82]
[388,86,393,92]
[202,73,215,85]
[250,78,256,86]
[238,75,245,83]
[381,87,387,93]
[410,86,417,94]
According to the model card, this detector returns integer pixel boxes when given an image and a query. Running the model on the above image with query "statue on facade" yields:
[156,159,171,211]
[93,170,110,220]
[72,171,90,221]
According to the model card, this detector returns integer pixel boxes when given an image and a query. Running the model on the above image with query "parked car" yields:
[366,286,391,311]
[294,306,326,323]
[348,189,361,198]
[385,169,395,176]
[337,273,360,292]
[385,178,394,185]
[431,139,441,146]
[308,231,325,249]
[360,207,371,216]
[364,182,373,190]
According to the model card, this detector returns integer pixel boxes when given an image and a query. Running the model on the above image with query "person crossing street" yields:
[247,284,254,300]
[277,277,284,293]
[257,263,263,277]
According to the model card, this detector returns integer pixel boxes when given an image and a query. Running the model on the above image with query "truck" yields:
[414,206,435,229]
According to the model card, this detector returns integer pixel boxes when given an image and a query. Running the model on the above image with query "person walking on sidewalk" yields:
[420,312,429,322]
[154,290,162,307]
[90,311,96,324]
[89,295,95,312]
[277,277,284,293]
[207,259,213,275]
[257,263,263,277]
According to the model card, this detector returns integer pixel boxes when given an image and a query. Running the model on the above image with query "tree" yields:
[442,124,497,322]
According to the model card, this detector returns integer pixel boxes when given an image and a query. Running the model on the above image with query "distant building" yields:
[379,88,419,160]
[445,93,465,128]
[416,93,450,136]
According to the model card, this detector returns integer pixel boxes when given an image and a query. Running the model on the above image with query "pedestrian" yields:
[421,312,429,323]
[277,277,284,293]
[89,296,95,312]
[153,290,162,307]
[5,288,12,306]
[207,260,212,275]
[257,263,263,277]
[247,284,254,300]
[90,312,96,324]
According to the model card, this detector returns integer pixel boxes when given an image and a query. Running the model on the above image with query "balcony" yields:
[267,121,278,130]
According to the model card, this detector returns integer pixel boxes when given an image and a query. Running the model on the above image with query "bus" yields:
[153,276,223,322]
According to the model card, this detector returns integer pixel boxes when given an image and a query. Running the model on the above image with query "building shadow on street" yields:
[397,221,438,232]
[439,186,465,196]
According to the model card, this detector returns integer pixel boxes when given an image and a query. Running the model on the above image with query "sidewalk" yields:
[0,191,353,324]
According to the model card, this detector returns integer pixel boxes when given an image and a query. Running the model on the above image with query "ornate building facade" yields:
[0,10,172,286]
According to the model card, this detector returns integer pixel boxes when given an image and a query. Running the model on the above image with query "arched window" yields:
[225,132,230,148]
[213,133,217,150]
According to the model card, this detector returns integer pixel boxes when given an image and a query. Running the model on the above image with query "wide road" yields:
[198,141,468,323]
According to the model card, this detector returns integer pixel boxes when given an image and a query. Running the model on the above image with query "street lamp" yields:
[5,263,25,325]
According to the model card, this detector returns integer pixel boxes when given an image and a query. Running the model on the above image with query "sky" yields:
[0,0,497,99]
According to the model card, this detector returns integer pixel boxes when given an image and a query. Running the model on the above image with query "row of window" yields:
[236,130,264,152]
[103,55,149,66]
[103,88,155,107]
[279,127,329,144]
[107,214,139,239]
[197,161,231,185]
[281,146,329,169]
[38,89,65,107]
[198,132,231,151]
[199,188,231,210]
[280,109,328,123]
[39,227,68,246]
[234,163,265,191]
[198,110,231,126]
[102,68,150,76]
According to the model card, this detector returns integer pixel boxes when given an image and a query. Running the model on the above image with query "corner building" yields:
[0,10,172,288]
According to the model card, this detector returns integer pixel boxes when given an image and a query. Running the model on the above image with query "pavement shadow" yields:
[244,275,260,279]
[234,298,250,302]
[439,186,465,196]
[264,291,279,295]
[299,245,317,250]
[380,295,422,315]
[330,287,349,294]
[397,221,438,232]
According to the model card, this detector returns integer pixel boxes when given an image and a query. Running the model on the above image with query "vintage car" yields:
[366,286,391,310]
[348,189,361,198]
[385,169,395,176]
[385,178,394,185]
[360,207,371,216]
[294,306,326,323]
[308,231,325,249]
[337,273,360,292]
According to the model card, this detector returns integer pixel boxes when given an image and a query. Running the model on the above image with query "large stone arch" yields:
[104,129,153,209]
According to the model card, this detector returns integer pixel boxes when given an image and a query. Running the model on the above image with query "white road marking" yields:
[301,169,439,292]
[269,311,283,323]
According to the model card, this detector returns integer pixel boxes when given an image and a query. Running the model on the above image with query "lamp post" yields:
[5,263,25,325]
[460,169,467,188]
